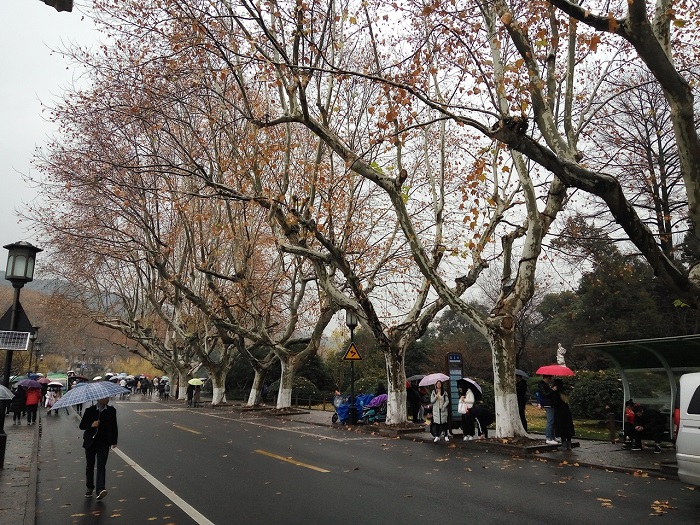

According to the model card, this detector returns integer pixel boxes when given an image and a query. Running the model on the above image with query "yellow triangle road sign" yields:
[343,342,362,361]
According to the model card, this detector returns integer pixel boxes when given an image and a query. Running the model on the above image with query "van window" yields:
[689,386,700,414]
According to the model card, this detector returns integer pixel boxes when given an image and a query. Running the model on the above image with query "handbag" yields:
[458,399,468,414]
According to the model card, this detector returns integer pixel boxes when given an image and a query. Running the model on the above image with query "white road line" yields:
[114,448,215,525]
[132,408,186,412]
[203,413,381,441]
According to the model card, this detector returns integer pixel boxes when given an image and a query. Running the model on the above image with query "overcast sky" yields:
[0,1,98,273]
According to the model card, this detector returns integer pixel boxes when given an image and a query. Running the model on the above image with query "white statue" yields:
[556,343,567,365]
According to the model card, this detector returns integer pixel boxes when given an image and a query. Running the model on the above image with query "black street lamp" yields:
[0,241,42,469]
[345,310,358,425]
[28,326,40,374]
[34,341,43,374]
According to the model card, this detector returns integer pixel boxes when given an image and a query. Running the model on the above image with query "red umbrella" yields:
[37,377,52,384]
[536,364,574,376]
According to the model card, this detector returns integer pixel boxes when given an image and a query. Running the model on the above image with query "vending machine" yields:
[445,352,464,426]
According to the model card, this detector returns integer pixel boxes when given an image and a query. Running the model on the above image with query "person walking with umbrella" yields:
[10,385,26,424]
[25,386,42,425]
[538,375,557,444]
[79,396,119,500]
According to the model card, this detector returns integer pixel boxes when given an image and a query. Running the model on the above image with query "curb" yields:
[275,410,680,481]
[25,417,40,525]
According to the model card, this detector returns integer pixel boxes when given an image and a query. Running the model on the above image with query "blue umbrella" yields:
[52,381,130,409]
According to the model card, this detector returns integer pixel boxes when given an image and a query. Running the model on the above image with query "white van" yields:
[676,372,700,486]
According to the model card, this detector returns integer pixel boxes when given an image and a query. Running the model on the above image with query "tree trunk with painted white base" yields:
[247,371,265,406]
[275,355,295,409]
[209,368,228,406]
[487,326,528,438]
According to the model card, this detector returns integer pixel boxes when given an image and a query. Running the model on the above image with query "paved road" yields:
[36,398,700,525]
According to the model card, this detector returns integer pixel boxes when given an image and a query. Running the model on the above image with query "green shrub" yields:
[268,376,321,399]
[568,369,623,419]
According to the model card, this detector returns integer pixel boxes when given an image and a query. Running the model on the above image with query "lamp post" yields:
[0,241,42,469]
[82,349,86,376]
[28,326,39,374]
[345,310,358,425]
[34,341,43,375]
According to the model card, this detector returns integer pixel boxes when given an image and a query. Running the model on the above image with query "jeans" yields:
[544,406,555,440]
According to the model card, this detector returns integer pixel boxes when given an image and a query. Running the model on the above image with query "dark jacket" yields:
[634,407,664,436]
[516,378,528,408]
[79,404,118,448]
[552,390,575,439]
[10,387,26,411]
[537,380,553,407]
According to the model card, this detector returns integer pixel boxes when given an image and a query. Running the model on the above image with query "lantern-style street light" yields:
[0,241,42,469]
[345,310,358,425]
[28,329,38,374]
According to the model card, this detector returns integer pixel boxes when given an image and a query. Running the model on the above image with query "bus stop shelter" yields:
[575,334,700,437]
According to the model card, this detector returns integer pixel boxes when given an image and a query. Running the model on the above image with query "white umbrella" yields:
[0,384,14,400]
[459,377,483,394]
[418,373,450,387]
[52,381,130,409]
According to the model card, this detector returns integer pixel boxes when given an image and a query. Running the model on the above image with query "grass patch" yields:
[524,404,614,440]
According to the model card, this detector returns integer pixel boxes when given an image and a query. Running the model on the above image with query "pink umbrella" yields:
[536,364,574,376]
[37,377,52,384]
[418,373,450,387]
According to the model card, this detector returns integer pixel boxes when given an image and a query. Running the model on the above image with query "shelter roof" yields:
[576,334,700,370]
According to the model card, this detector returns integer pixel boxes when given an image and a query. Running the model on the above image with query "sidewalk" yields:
[273,407,680,479]
[0,418,38,525]
[0,404,680,525]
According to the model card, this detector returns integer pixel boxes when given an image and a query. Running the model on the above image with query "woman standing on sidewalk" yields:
[431,380,450,442]
[552,378,575,451]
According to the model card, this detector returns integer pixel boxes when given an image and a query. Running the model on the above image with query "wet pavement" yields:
[0,400,681,525]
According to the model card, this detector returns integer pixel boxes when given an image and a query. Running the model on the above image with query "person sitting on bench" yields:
[628,403,664,454]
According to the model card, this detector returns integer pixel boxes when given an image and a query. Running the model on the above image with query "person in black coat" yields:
[552,378,575,450]
[406,383,422,423]
[516,374,529,432]
[9,386,26,424]
[79,397,119,500]
[629,403,664,453]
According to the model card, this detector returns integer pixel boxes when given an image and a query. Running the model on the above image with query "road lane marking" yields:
[133,408,186,412]
[114,448,215,525]
[204,413,381,441]
[254,449,330,473]
[173,424,202,434]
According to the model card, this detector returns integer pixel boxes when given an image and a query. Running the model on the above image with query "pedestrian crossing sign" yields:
[343,343,362,361]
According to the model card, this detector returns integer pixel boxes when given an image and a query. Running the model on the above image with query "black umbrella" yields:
[457,377,483,401]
